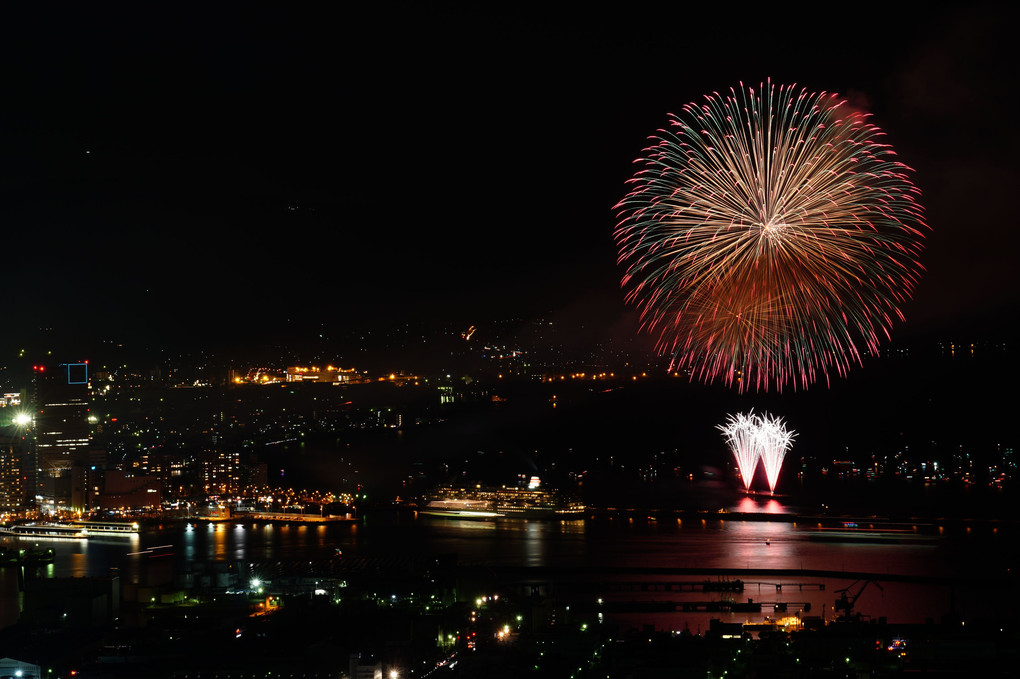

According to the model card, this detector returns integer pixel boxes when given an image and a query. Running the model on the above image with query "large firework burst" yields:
[615,80,927,391]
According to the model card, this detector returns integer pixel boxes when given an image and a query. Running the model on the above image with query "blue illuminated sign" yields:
[66,363,88,385]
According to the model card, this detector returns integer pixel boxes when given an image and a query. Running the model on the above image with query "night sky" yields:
[2,3,1017,355]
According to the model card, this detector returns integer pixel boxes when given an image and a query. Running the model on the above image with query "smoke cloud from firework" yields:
[615,80,927,392]
[718,411,797,493]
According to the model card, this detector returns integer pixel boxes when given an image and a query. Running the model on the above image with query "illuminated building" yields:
[286,365,357,384]
[0,439,24,511]
[203,447,241,495]
[235,368,285,384]
[200,413,240,495]
[0,657,41,679]
[70,465,98,513]
[139,448,187,498]
[33,363,92,509]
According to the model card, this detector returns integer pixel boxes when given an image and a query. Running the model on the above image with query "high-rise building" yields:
[201,441,241,495]
[140,448,187,499]
[2,402,32,510]
[199,412,240,495]
[1,437,24,512]
[33,363,92,509]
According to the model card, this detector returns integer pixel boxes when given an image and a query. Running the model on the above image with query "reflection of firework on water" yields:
[718,411,796,493]
[717,411,762,492]
[756,412,796,493]
[615,80,927,392]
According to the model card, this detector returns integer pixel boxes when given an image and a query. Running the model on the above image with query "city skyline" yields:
[1,1,1017,518]
[2,7,1018,674]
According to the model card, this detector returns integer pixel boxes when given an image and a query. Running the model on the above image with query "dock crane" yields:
[833,579,884,622]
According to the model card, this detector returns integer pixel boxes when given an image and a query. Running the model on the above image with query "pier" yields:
[547,578,827,594]
[580,599,811,614]
[486,565,959,585]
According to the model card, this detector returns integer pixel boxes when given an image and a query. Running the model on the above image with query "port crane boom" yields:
[834,579,884,622]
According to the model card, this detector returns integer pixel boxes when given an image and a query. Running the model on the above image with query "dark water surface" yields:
[3,497,1015,632]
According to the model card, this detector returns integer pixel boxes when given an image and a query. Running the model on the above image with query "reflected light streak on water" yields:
[212,522,227,560]
[1,506,1013,630]
[725,519,796,568]
[233,523,247,560]
[733,497,787,514]
[523,521,545,567]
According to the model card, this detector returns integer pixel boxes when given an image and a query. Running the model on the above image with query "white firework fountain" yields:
[756,412,796,494]
[718,411,762,492]
[719,411,796,494]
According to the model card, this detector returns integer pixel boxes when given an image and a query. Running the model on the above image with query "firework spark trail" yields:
[717,412,761,492]
[718,411,797,493]
[616,80,927,391]
[756,412,797,494]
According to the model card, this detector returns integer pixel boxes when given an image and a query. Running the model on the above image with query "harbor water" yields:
[2,496,1015,632]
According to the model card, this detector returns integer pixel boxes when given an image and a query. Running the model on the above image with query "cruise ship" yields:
[420,478,585,520]
[0,520,139,540]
